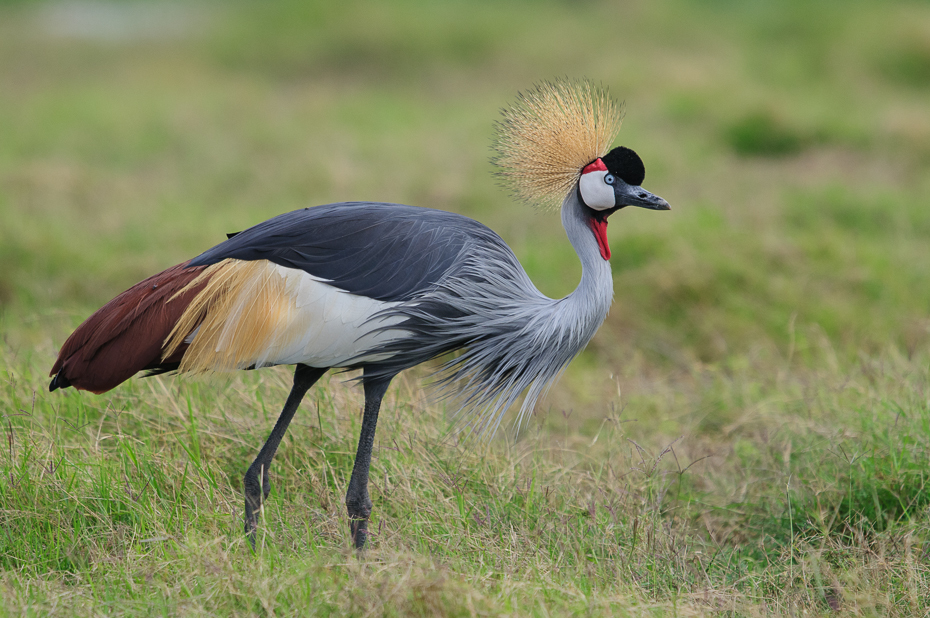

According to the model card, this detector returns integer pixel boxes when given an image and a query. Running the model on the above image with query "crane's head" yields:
[577,146,669,260]
[492,78,669,259]
[578,146,669,213]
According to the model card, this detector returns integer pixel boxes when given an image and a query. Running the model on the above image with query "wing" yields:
[187,202,498,302]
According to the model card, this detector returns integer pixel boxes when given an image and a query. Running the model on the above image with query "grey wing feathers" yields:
[188,202,496,302]
[188,201,582,438]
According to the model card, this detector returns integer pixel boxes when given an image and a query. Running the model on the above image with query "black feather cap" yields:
[601,146,645,186]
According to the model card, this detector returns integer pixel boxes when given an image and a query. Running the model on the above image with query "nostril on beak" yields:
[637,192,648,199]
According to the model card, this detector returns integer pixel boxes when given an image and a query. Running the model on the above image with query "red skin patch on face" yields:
[589,218,610,260]
[582,158,607,175]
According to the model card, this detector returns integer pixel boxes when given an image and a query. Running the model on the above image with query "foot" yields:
[349,518,369,549]
[243,465,270,548]
[345,495,373,550]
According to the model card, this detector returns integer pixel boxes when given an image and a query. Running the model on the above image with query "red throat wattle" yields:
[589,218,610,260]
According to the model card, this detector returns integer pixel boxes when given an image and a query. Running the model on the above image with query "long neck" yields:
[376,188,617,436]
[560,188,614,327]
[466,187,614,433]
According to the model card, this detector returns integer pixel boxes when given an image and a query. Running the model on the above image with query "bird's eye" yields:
[604,174,615,185]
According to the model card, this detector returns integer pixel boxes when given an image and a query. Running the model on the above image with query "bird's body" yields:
[49,80,669,548]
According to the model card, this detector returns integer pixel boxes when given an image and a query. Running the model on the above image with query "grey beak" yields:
[625,186,670,211]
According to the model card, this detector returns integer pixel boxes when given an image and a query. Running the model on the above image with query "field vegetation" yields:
[1,0,930,614]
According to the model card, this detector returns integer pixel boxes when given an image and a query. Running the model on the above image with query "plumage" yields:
[492,79,623,209]
[49,262,209,393]
[187,202,474,302]
[48,78,670,549]
[164,259,407,372]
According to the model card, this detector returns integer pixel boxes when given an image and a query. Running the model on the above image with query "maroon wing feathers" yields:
[49,262,208,394]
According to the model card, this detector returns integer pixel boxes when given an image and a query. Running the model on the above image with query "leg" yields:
[345,373,393,549]
[244,364,326,547]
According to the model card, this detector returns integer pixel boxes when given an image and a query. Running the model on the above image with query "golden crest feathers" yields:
[491,78,623,210]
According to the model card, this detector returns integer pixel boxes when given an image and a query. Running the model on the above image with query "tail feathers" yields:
[48,373,71,391]
[49,261,209,394]
[142,363,182,378]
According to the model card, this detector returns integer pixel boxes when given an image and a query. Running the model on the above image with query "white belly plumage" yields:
[249,264,409,367]
[166,260,410,373]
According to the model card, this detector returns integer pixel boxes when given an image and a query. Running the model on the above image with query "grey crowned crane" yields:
[49,79,669,549]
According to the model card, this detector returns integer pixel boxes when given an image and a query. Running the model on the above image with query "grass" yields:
[2,0,930,614]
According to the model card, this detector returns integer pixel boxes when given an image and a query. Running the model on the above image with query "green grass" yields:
[2,0,930,614]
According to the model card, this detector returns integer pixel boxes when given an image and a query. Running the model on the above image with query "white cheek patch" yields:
[579,170,615,210]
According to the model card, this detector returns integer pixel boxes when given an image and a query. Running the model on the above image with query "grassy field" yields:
[2,0,930,614]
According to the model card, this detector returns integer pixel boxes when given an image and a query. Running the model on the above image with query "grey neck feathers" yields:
[370,184,615,437]
[431,186,615,436]
[560,188,615,334]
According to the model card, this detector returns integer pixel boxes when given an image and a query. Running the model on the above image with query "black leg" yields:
[345,373,393,549]
[244,364,326,548]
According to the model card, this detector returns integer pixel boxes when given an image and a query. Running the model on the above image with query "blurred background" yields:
[2,1,930,610]
[1,0,929,424]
